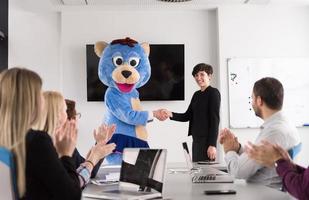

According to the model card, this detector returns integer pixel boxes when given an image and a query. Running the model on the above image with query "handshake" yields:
[152,109,173,121]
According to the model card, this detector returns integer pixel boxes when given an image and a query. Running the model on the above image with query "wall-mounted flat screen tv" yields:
[86,44,184,101]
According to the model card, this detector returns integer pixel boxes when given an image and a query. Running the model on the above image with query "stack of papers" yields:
[106,172,120,181]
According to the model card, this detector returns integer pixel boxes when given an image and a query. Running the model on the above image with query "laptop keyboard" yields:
[192,174,216,183]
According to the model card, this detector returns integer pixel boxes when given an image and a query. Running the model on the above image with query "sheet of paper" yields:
[106,172,120,181]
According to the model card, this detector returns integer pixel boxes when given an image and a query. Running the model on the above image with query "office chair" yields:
[280,143,302,192]
[0,147,18,200]
[288,143,302,159]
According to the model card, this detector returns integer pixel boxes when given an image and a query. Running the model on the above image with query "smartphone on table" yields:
[204,190,236,195]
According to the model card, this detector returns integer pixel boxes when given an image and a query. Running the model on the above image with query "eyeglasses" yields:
[75,113,81,119]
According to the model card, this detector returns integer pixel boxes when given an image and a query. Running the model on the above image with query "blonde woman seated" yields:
[33,91,116,188]
[0,68,80,200]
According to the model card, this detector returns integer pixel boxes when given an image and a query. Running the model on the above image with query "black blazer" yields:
[22,129,81,200]
[171,86,221,146]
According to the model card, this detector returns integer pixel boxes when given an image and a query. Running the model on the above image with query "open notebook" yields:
[83,148,167,200]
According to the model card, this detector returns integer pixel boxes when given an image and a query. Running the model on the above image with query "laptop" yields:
[182,142,234,183]
[83,148,167,200]
[182,142,200,172]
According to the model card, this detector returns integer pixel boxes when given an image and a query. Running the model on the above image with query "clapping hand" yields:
[273,143,292,162]
[219,128,233,144]
[245,140,292,168]
[93,124,116,145]
[54,120,78,157]
[86,143,116,166]
[219,128,240,153]
[84,124,117,167]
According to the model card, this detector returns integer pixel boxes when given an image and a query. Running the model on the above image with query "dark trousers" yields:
[192,138,210,162]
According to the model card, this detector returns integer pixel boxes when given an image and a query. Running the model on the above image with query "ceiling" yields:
[53,0,268,6]
[52,0,309,6]
[11,0,309,12]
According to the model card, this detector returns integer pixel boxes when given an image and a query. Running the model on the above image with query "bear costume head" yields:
[95,37,151,94]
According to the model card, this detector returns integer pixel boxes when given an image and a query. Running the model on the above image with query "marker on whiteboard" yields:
[303,124,309,127]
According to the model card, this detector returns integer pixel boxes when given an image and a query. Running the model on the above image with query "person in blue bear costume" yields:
[94,37,163,164]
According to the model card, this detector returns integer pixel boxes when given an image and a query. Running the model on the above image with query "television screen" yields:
[86,44,184,101]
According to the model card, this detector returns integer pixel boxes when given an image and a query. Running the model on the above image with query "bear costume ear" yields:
[94,41,108,57]
[141,42,150,56]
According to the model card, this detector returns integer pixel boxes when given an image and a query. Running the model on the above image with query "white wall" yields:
[9,2,61,91]
[217,5,309,166]
[60,10,219,163]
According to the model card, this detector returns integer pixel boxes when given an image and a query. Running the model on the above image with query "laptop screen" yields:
[120,149,167,193]
[182,142,194,170]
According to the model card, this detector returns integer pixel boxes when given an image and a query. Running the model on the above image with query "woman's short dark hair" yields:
[253,77,284,110]
[192,63,213,77]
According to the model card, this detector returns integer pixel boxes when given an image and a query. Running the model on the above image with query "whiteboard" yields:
[228,58,309,128]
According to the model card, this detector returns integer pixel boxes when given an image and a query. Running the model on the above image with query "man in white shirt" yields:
[219,77,300,188]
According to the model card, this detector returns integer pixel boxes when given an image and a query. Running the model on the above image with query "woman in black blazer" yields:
[164,63,221,162]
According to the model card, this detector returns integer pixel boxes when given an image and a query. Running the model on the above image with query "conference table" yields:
[82,163,294,200]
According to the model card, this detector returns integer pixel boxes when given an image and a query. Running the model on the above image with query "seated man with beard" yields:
[219,77,300,189]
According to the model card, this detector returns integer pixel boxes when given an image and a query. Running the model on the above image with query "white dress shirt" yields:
[225,111,300,188]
